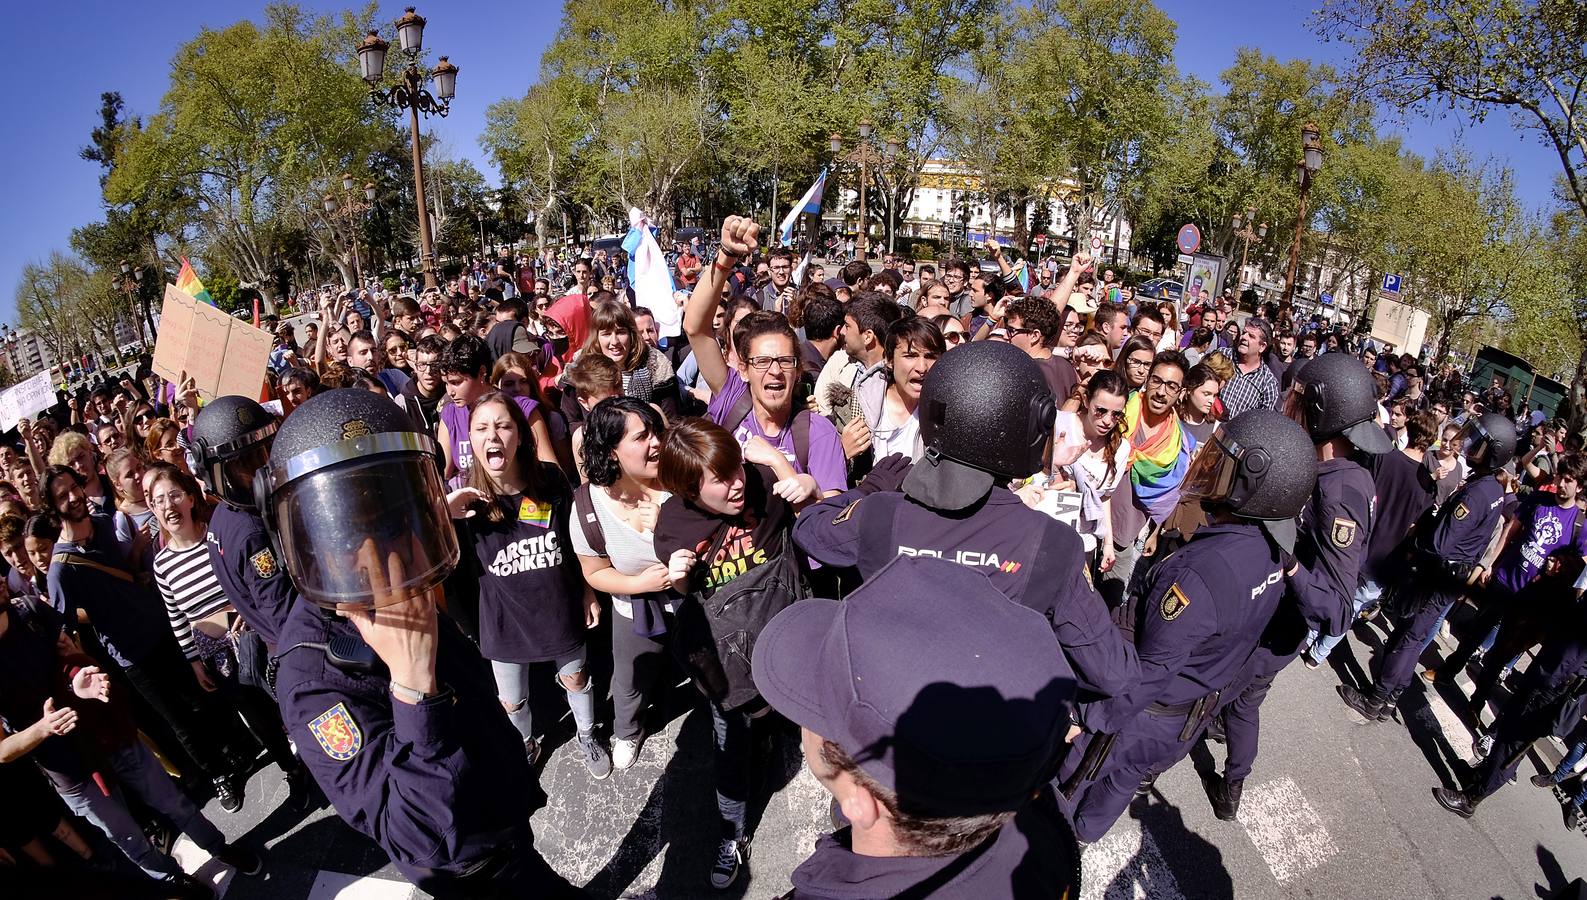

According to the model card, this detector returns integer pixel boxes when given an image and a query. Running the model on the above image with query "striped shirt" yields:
[154,541,231,661]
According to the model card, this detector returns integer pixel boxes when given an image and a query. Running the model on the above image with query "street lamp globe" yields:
[357,32,389,84]
[364,182,377,202]
[133,267,143,283]
[119,259,131,276]
[1232,212,1243,231]
[829,132,842,154]
[858,118,873,140]
[323,194,338,214]
[1301,122,1324,173]
[342,172,355,193]
[396,7,426,55]
[432,56,458,101]
[1258,222,1269,239]
[885,137,900,159]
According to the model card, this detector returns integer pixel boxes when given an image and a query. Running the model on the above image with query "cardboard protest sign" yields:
[0,372,57,431]
[152,285,272,400]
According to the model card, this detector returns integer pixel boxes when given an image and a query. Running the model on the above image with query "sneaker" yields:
[213,776,244,813]
[1473,733,1494,761]
[579,733,612,781]
[612,736,642,771]
[524,737,543,767]
[1303,653,1322,670]
[214,843,265,876]
[1532,772,1557,788]
[710,836,747,890]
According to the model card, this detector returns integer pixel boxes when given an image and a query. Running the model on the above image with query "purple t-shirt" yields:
[1494,497,1587,593]
[440,394,540,489]
[706,369,847,494]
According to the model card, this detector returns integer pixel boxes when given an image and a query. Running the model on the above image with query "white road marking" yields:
[1081,823,1186,900]
[304,869,415,899]
[171,836,236,896]
[1236,776,1339,883]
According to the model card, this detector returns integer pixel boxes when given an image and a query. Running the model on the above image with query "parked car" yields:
[1137,278,1184,303]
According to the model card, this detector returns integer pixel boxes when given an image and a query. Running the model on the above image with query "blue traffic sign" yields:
[1320,292,1334,306]
[1381,273,1401,294]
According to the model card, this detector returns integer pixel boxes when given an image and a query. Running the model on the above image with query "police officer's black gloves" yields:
[858,453,913,495]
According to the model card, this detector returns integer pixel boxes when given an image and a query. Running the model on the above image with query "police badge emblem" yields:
[308,702,363,760]
[1454,502,1469,520]
[250,548,278,579]
[1160,583,1191,621]
[1331,517,1357,549]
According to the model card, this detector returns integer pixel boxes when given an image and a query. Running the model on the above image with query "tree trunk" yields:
[1569,340,1587,435]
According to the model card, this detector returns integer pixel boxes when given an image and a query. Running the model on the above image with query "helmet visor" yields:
[270,454,459,610]
[1455,418,1491,465]
[1181,435,1242,507]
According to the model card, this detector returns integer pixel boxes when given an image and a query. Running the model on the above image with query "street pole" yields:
[357,11,457,293]
[1283,123,1325,308]
[857,154,868,262]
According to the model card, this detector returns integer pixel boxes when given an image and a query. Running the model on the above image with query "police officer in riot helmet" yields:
[1204,352,1386,819]
[1340,411,1517,723]
[1063,409,1317,843]
[193,396,294,649]
[263,389,583,898]
[794,340,1138,705]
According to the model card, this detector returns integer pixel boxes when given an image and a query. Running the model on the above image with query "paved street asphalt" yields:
[164,603,1587,900]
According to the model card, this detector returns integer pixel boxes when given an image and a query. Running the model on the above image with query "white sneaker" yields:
[613,737,642,770]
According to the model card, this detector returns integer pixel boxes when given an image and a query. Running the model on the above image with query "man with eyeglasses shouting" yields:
[756,248,798,313]
[685,216,848,500]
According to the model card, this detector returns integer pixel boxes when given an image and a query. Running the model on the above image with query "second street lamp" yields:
[357,7,458,291]
[830,119,895,262]
[324,174,377,289]
[1231,209,1268,294]
[1283,122,1324,307]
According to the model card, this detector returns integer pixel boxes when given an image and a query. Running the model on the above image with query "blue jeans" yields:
[54,740,226,882]
[710,702,753,839]
[1307,578,1383,662]
[491,652,594,742]
[1545,741,1587,807]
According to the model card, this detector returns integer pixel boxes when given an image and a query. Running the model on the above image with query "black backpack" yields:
[673,521,809,711]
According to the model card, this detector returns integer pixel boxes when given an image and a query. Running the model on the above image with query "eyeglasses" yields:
[943,331,966,344]
[1061,321,1085,332]
[746,355,799,372]
[1090,406,1124,423]
[1126,357,1153,370]
[148,490,187,508]
[1147,374,1183,391]
[134,413,154,423]
[1006,326,1038,340]
[415,361,442,373]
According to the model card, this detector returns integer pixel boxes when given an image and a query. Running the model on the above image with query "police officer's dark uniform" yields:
[1434,590,1587,817]
[1340,412,1517,721]
[793,341,1138,702]
[261,390,583,898]
[1063,410,1318,843]
[192,396,293,650]
[751,555,1081,899]
[1207,353,1386,818]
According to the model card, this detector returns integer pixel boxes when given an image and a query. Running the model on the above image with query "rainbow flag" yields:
[1122,392,1197,522]
[176,257,214,306]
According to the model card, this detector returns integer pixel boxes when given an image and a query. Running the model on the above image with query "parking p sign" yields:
[1381,273,1402,295]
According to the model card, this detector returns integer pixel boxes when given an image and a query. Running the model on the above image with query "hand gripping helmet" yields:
[1182,408,1318,552]
[1454,412,1518,472]
[256,388,458,611]
[1285,353,1392,454]
[191,396,279,509]
[903,341,1056,511]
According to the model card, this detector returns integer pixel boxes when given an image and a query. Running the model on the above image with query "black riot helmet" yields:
[903,341,1056,511]
[257,388,458,611]
[1181,408,1318,552]
[1454,412,1517,472]
[191,396,279,509]
[1285,353,1392,454]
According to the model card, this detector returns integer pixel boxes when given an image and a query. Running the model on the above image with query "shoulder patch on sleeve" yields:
[1454,502,1469,521]
[249,548,278,579]
[308,702,363,760]
[831,498,861,525]
[1160,582,1191,621]
[1330,517,1358,549]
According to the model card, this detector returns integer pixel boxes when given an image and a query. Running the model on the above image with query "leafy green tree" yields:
[107,3,396,307]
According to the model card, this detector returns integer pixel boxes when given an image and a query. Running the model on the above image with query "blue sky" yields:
[0,0,1562,324]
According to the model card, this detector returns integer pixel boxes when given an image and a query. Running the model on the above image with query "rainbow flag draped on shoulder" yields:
[176,257,215,306]
[1121,391,1196,522]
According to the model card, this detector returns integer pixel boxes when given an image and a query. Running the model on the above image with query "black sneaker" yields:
[214,842,264,876]
[164,872,216,899]
[710,836,748,890]
[213,776,244,813]
[524,737,543,767]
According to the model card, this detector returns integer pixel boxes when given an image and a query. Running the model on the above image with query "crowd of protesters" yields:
[1,213,1584,899]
